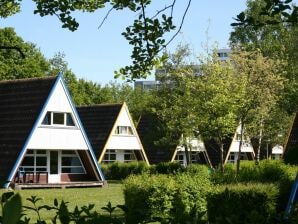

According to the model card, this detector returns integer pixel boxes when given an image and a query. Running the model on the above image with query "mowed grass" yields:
[0,181,124,222]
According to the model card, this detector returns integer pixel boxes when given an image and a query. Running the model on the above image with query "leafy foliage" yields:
[123,171,212,223]
[207,183,279,224]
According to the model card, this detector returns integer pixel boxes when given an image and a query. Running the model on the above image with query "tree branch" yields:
[0,46,25,58]
[159,0,192,53]
[98,6,114,29]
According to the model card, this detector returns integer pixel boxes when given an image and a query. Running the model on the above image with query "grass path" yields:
[1,182,124,222]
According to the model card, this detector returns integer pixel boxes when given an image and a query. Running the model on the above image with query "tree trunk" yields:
[184,143,190,166]
[236,121,244,174]
[220,142,224,172]
[256,118,264,165]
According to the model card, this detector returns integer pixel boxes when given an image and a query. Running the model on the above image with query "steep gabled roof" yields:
[137,113,179,164]
[284,113,298,163]
[77,104,123,159]
[0,76,57,182]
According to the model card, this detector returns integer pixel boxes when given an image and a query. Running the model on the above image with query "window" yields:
[175,152,184,165]
[66,113,75,126]
[102,150,117,163]
[115,126,133,135]
[228,153,236,163]
[53,113,64,125]
[124,150,137,162]
[191,152,198,163]
[61,151,85,174]
[20,150,47,173]
[42,112,51,125]
[41,112,75,127]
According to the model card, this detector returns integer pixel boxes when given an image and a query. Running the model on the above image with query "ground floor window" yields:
[19,150,85,174]
[61,151,85,174]
[175,151,184,165]
[124,150,137,162]
[102,150,117,164]
[20,150,47,172]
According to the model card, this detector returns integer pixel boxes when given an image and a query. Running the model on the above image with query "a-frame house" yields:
[137,113,211,166]
[77,103,149,164]
[0,75,105,189]
[171,136,212,167]
[284,113,298,164]
[224,124,255,164]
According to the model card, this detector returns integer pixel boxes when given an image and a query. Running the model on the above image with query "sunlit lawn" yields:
[0,181,124,222]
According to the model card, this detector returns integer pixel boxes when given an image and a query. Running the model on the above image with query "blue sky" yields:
[1,1,248,84]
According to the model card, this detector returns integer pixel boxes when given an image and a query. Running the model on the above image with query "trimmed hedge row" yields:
[207,183,279,224]
[211,160,297,184]
[123,166,211,223]
[101,161,186,180]
[101,161,216,180]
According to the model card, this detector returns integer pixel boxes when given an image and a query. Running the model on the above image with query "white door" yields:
[48,151,60,183]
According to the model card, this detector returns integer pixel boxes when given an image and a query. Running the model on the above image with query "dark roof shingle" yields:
[0,76,57,182]
[77,104,123,159]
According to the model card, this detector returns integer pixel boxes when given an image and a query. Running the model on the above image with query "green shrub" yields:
[123,171,212,223]
[123,174,176,223]
[100,161,149,180]
[207,183,279,224]
[211,160,297,184]
[153,161,185,174]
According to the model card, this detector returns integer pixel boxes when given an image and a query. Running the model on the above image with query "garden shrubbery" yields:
[100,161,150,180]
[207,183,279,224]
[123,167,212,223]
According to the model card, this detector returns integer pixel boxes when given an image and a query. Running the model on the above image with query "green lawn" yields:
[0,181,124,222]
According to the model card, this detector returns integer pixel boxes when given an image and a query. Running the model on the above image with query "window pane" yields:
[42,112,51,125]
[62,167,84,173]
[36,167,47,172]
[53,113,64,125]
[66,113,75,126]
[110,154,116,160]
[26,150,34,154]
[21,156,34,166]
[36,157,47,166]
[36,150,46,154]
[62,157,81,166]
[62,150,76,155]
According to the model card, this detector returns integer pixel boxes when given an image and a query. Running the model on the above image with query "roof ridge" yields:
[77,103,124,108]
[0,75,57,84]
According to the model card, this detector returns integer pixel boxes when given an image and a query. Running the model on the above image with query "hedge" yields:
[207,183,279,224]
[123,170,212,223]
[100,161,149,180]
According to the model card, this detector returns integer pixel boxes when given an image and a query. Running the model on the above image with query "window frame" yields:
[41,111,76,128]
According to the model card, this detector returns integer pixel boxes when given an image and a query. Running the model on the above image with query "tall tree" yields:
[0,27,50,80]
[230,50,285,168]
[230,0,298,113]
[196,55,239,170]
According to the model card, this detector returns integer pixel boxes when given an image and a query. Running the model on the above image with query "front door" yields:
[48,151,60,183]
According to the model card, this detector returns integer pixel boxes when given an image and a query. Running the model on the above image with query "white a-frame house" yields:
[0,74,105,188]
[225,123,255,164]
[77,103,149,164]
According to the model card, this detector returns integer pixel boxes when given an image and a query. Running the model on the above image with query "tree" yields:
[195,54,239,170]
[0,27,50,80]
[230,50,285,169]
[230,0,298,113]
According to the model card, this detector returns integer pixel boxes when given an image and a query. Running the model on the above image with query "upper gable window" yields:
[115,126,133,135]
[41,112,76,127]
[53,113,64,125]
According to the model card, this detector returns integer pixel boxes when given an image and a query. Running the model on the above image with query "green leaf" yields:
[3,193,22,224]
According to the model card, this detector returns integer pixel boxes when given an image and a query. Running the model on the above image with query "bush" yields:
[207,183,279,224]
[152,161,185,174]
[123,170,212,223]
[211,160,297,184]
[100,161,149,180]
